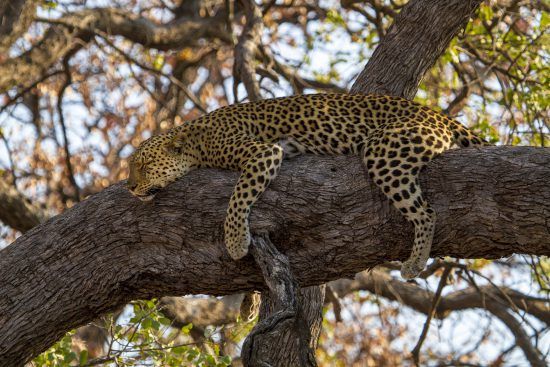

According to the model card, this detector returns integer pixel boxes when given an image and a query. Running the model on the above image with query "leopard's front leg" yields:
[224,143,284,260]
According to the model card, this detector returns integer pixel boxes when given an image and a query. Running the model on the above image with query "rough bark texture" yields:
[241,236,318,367]
[251,285,325,367]
[1,146,549,365]
[350,0,483,98]
[233,2,327,364]
[0,0,545,365]
[242,1,489,363]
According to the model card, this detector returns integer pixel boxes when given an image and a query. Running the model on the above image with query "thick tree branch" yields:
[0,7,229,93]
[350,0,484,98]
[1,146,549,365]
[0,1,545,366]
[242,236,316,367]
[159,268,549,337]
[41,7,231,51]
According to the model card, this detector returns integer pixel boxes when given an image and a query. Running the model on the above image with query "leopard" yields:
[127,93,489,279]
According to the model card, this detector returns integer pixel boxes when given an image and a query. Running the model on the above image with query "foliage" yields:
[31,300,233,367]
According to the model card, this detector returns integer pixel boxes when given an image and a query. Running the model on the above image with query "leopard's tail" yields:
[447,119,492,148]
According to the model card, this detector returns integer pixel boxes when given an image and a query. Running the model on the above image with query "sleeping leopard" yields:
[127,93,488,279]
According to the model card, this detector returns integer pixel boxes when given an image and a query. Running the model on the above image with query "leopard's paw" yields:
[225,229,251,260]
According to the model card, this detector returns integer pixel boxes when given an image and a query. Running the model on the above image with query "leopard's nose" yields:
[128,183,137,191]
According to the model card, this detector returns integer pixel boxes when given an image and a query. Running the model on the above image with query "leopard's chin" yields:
[133,186,161,202]
[137,194,155,202]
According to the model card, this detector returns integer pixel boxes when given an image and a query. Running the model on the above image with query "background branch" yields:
[0,179,45,233]
[0,7,229,93]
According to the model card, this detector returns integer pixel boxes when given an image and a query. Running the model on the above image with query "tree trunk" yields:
[241,236,323,367]
[350,0,483,98]
[250,285,325,366]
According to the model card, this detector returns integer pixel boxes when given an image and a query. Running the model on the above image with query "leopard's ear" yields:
[165,133,185,155]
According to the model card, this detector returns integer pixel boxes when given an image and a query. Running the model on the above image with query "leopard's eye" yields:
[138,159,153,171]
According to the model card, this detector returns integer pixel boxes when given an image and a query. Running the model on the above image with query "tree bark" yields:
[251,285,325,366]
[0,146,549,365]
[241,236,319,367]
[350,0,483,98]
[243,1,488,364]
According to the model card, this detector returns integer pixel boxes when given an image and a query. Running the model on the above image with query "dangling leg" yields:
[224,141,284,260]
[362,125,451,279]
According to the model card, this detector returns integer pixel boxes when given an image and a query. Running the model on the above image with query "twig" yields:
[56,56,81,203]
[324,285,343,322]
[0,70,64,115]
[411,265,453,366]
[94,34,207,114]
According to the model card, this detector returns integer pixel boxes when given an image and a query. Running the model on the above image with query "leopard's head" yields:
[127,132,197,201]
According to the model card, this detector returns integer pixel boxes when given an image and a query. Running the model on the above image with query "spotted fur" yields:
[127,93,488,279]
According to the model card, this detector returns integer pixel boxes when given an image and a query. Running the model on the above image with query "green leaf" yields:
[159,316,172,326]
[43,1,58,9]
[79,350,88,366]
[541,12,549,29]
[142,317,152,330]
[220,355,232,365]
[181,322,193,334]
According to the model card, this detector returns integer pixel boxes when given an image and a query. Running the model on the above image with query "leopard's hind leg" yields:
[362,124,452,279]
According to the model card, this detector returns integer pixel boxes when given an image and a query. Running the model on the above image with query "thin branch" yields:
[324,285,343,322]
[95,34,207,114]
[411,265,453,366]
[1,7,230,93]
[56,57,80,203]
[487,303,546,367]
[0,70,63,115]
